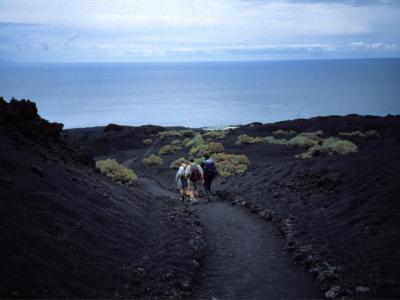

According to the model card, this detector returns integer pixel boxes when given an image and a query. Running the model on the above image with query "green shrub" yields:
[263,136,288,145]
[185,133,205,147]
[235,134,266,145]
[207,142,225,153]
[181,129,196,137]
[158,144,177,155]
[142,138,153,145]
[339,130,380,138]
[203,130,227,140]
[235,134,288,146]
[143,154,164,166]
[189,143,208,156]
[170,139,183,149]
[296,137,358,159]
[158,130,182,139]
[287,132,323,148]
[272,129,297,135]
[212,153,251,177]
[96,159,138,184]
[189,142,225,157]
[170,157,188,169]
[182,137,191,146]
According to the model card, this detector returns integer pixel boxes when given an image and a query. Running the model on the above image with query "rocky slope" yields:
[0,98,204,298]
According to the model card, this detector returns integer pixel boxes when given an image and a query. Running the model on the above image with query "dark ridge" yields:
[0,99,203,299]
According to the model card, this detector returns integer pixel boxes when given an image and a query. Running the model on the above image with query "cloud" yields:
[40,42,50,51]
[0,0,399,62]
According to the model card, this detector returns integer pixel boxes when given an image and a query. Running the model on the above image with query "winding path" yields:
[137,177,322,299]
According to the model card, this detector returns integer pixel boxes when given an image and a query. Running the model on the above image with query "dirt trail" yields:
[138,177,322,299]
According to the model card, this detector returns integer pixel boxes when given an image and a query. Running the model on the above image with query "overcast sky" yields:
[0,0,399,62]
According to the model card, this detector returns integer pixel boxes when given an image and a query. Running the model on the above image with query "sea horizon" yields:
[1,58,399,129]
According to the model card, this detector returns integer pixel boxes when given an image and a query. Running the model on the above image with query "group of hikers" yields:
[175,153,218,203]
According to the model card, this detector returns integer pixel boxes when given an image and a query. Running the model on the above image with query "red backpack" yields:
[190,164,201,182]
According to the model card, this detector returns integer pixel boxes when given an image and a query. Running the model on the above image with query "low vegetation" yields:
[185,133,205,147]
[142,138,153,145]
[189,142,225,156]
[235,134,266,145]
[170,139,183,149]
[296,137,358,159]
[158,130,182,139]
[287,131,324,148]
[158,144,177,155]
[272,129,298,135]
[181,129,196,137]
[212,153,251,177]
[170,157,188,169]
[203,130,227,140]
[96,159,138,184]
[339,130,380,138]
[235,134,287,145]
[143,154,164,166]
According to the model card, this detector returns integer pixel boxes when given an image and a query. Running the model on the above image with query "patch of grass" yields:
[235,134,266,145]
[158,144,177,155]
[189,142,225,157]
[235,134,287,146]
[189,143,208,156]
[203,130,227,140]
[263,136,288,145]
[170,157,188,169]
[181,129,196,137]
[287,131,323,148]
[96,159,138,184]
[142,138,153,145]
[185,133,205,147]
[143,154,164,166]
[296,137,358,159]
[212,153,251,177]
[272,129,298,135]
[170,139,183,149]
[339,130,380,138]
[158,130,182,139]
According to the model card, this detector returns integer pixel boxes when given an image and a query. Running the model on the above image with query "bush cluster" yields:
[287,131,324,147]
[272,129,298,135]
[170,157,188,169]
[203,130,227,140]
[170,139,183,149]
[143,154,164,166]
[142,138,153,145]
[296,137,358,159]
[212,153,251,177]
[158,144,177,155]
[96,159,138,184]
[339,130,380,138]
[158,130,182,139]
[185,133,205,147]
[235,134,266,145]
[189,142,225,157]
[235,134,287,146]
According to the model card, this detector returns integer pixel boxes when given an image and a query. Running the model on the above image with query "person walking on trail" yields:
[185,158,204,202]
[175,162,188,201]
[200,153,218,202]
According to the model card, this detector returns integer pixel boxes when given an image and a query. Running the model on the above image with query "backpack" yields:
[189,164,201,182]
[202,159,217,177]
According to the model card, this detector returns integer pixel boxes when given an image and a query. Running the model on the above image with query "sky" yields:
[0,0,399,62]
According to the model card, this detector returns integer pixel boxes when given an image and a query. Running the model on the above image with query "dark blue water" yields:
[0,59,399,128]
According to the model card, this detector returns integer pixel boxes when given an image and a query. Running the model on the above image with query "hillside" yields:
[0,98,203,298]
[65,114,400,298]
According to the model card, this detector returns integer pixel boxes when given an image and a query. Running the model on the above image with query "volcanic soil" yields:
[66,114,400,299]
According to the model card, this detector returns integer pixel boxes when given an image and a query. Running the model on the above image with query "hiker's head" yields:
[181,162,187,167]
[204,153,210,159]
[189,157,195,163]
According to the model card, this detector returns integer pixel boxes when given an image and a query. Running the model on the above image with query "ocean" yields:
[0,59,399,129]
